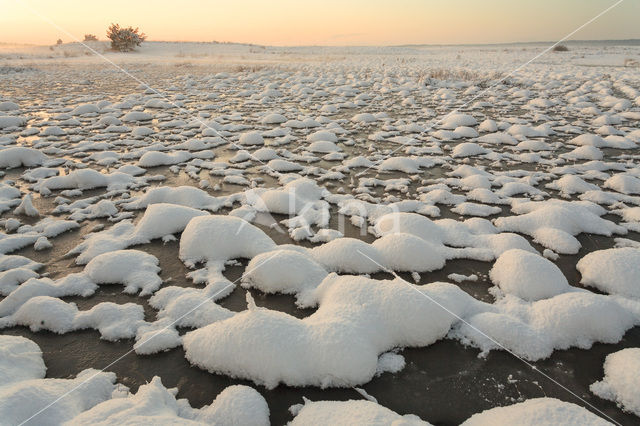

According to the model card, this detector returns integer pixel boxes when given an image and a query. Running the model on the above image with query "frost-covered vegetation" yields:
[106,23,146,52]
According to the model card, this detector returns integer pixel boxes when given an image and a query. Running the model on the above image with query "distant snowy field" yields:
[1,41,640,424]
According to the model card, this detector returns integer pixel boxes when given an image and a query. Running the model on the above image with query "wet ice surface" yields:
[1,42,640,424]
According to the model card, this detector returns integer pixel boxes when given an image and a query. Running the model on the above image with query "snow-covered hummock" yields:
[374,212,535,261]
[84,250,162,296]
[0,335,269,425]
[122,185,223,211]
[441,113,477,129]
[307,130,338,142]
[184,275,484,388]
[289,398,429,425]
[68,199,117,222]
[0,184,22,214]
[452,142,489,158]
[36,169,136,195]
[0,336,117,425]
[307,140,341,153]
[138,150,192,167]
[456,288,638,361]
[122,111,153,122]
[451,202,501,217]
[0,115,27,128]
[494,200,625,254]
[0,101,20,111]
[244,177,330,238]
[13,193,39,217]
[0,335,45,384]
[604,174,640,195]
[179,215,275,268]
[577,248,640,298]
[545,175,599,196]
[460,398,610,426]
[142,215,275,337]
[590,348,640,417]
[309,217,505,275]
[0,266,40,295]
[377,156,433,174]
[267,158,303,172]
[241,249,328,305]
[1,295,145,340]
[68,203,207,263]
[68,378,270,426]
[489,249,570,301]
[238,131,265,146]
[0,147,49,169]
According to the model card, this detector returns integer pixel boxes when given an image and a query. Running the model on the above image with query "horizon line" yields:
[3,38,639,49]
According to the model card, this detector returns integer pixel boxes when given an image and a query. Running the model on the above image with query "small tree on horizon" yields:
[107,23,146,52]
[84,34,98,42]
[56,38,63,45]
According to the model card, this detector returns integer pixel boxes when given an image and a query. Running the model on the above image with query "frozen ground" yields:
[1,40,640,424]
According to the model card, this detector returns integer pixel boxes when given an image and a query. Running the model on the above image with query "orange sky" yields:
[1,0,638,46]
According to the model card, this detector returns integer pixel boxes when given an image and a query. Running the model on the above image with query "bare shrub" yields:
[107,23,146,52]
[552,44,569,52]
[56,39,63,45]
[84,34,98,42]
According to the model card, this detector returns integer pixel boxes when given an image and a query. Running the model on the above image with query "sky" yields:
[1,0,639,46]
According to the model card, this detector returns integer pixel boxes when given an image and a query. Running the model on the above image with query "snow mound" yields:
[461,397,610,425]
[0,335,45,384]
[307,140,341,153]
[458,291,637,360]
[0,147,49,169]
[1,295,145,340]
[495,200,625,254]
[590,348,640,417]
[375,212,445,244]
[604,174,640,195]
[84,250,162,296]
[311,237,384,273]
[290,399,429,425]
[0,115,27,128]
[442,113,477,129]
[371,232,448,272]
[122,111,153,122]
[0,365,117,425]
[577,248,640,298]
[241,249,328,304]
[490,249,570,301]
[122,185,223,211]
[0,336,268,425]
[36,169,135,195]
[452,142,489,158]
[69,377,270,426]
[69,204,207,263]
[238,131,265,146]
[184,275,480,388]
[307,130,338,142]
[138,151,192,167]
[180,215,275,267]
[0,274,95,317]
